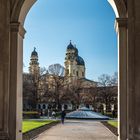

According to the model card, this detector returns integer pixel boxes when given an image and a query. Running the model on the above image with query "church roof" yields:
[67,41,75,50]
[67,41,78,53]
[76,55,85,66]
[66,41,84,66]
[31,47,38,56]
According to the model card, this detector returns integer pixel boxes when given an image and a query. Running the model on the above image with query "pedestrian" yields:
[61,109,66,124]
[112,110,116,118]
[52,111,56,119]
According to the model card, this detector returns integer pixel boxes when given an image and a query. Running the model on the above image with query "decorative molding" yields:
[10,22,20,32]
[108,0,127,18]
[18,0,37,25]
[19,24,26,38]
[10,22,26,38]
[115,18,128,33]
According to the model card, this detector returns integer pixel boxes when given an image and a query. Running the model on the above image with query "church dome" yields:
[67,41,79,56]
[76,55,85,66]
[31,47,38,56]
[67,41,75,50]
[74,47,78,55]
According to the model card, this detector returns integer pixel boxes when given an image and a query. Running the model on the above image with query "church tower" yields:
[29,47,40,80]
[64,41,85,82]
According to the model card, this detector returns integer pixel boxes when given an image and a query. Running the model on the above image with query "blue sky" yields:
[23,0,117,81]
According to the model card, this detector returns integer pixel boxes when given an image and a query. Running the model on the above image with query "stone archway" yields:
[0,0,130,140]
[17,1,127,140]
[12,0,127,140]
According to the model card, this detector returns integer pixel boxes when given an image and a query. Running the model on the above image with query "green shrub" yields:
[23,111,40,119]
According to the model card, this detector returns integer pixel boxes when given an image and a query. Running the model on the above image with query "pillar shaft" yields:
[9,22,25,140]
[0,1,10,139]
[115,17,128,140]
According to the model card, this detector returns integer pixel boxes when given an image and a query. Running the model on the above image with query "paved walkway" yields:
[34,120,117,140]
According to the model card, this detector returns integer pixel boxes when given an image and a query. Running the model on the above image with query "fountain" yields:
[66,107,110,120]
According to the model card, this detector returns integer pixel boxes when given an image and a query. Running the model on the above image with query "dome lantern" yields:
[67,40,75,50]
[31,47,38,56]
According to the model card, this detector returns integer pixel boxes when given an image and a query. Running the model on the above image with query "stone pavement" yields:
[34,120,117,140]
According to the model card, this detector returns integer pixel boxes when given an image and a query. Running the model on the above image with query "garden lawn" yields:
[107,120,118,128]
[23,120,58,133]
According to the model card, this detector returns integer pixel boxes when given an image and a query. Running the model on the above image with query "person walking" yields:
[61,109,66,124]
[52,111,56,119]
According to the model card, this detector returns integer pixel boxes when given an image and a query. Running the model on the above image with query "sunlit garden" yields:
[107,120,118,128]
[22,120,59,133]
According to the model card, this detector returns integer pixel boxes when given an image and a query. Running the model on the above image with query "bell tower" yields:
[29,47,40,80]
[64,41,85,82]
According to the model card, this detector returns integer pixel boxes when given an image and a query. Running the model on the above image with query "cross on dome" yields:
[34,47,36,51]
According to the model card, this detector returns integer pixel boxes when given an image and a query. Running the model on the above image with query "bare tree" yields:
[44,75,65,110]
[98,74,112,87]
[80,87,98,109]
[48,63,64,76]
[36,67,48,103]
[97,73,118,112]
[111,72,118,86]
[64,79,83,109]
[23,73,37,111]
[23,67,49,111]
[43,64,65,110]
[40,67,47,75]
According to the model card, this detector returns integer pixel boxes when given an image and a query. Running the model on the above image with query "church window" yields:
[66,69,69,75]
[76,71,78,76]
[73,70,75,74]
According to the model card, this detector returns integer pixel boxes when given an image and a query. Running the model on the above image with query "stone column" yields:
[0,1,10,139]
[128,0,140,139]
[9,22,26,140]
[115,17,128,140]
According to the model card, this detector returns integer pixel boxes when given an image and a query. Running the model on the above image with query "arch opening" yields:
[13,0,128,140]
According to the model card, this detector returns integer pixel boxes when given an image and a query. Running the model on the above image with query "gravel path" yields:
[34,120,117,140]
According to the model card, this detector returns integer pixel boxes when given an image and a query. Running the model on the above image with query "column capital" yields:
[10,22,26,38]
[115,18,128,33]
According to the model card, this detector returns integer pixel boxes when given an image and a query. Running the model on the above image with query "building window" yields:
[82,72,84,76]
[66,69,69,75]
[38,104,41,109]
[43,104,46,109]
[73,70,75,74]
[76,71,78,76]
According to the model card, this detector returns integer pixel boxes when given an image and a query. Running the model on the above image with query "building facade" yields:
[29,47,40,81]
[64,41,85,82]
[23,42,97,112]
[64,41,97,87]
